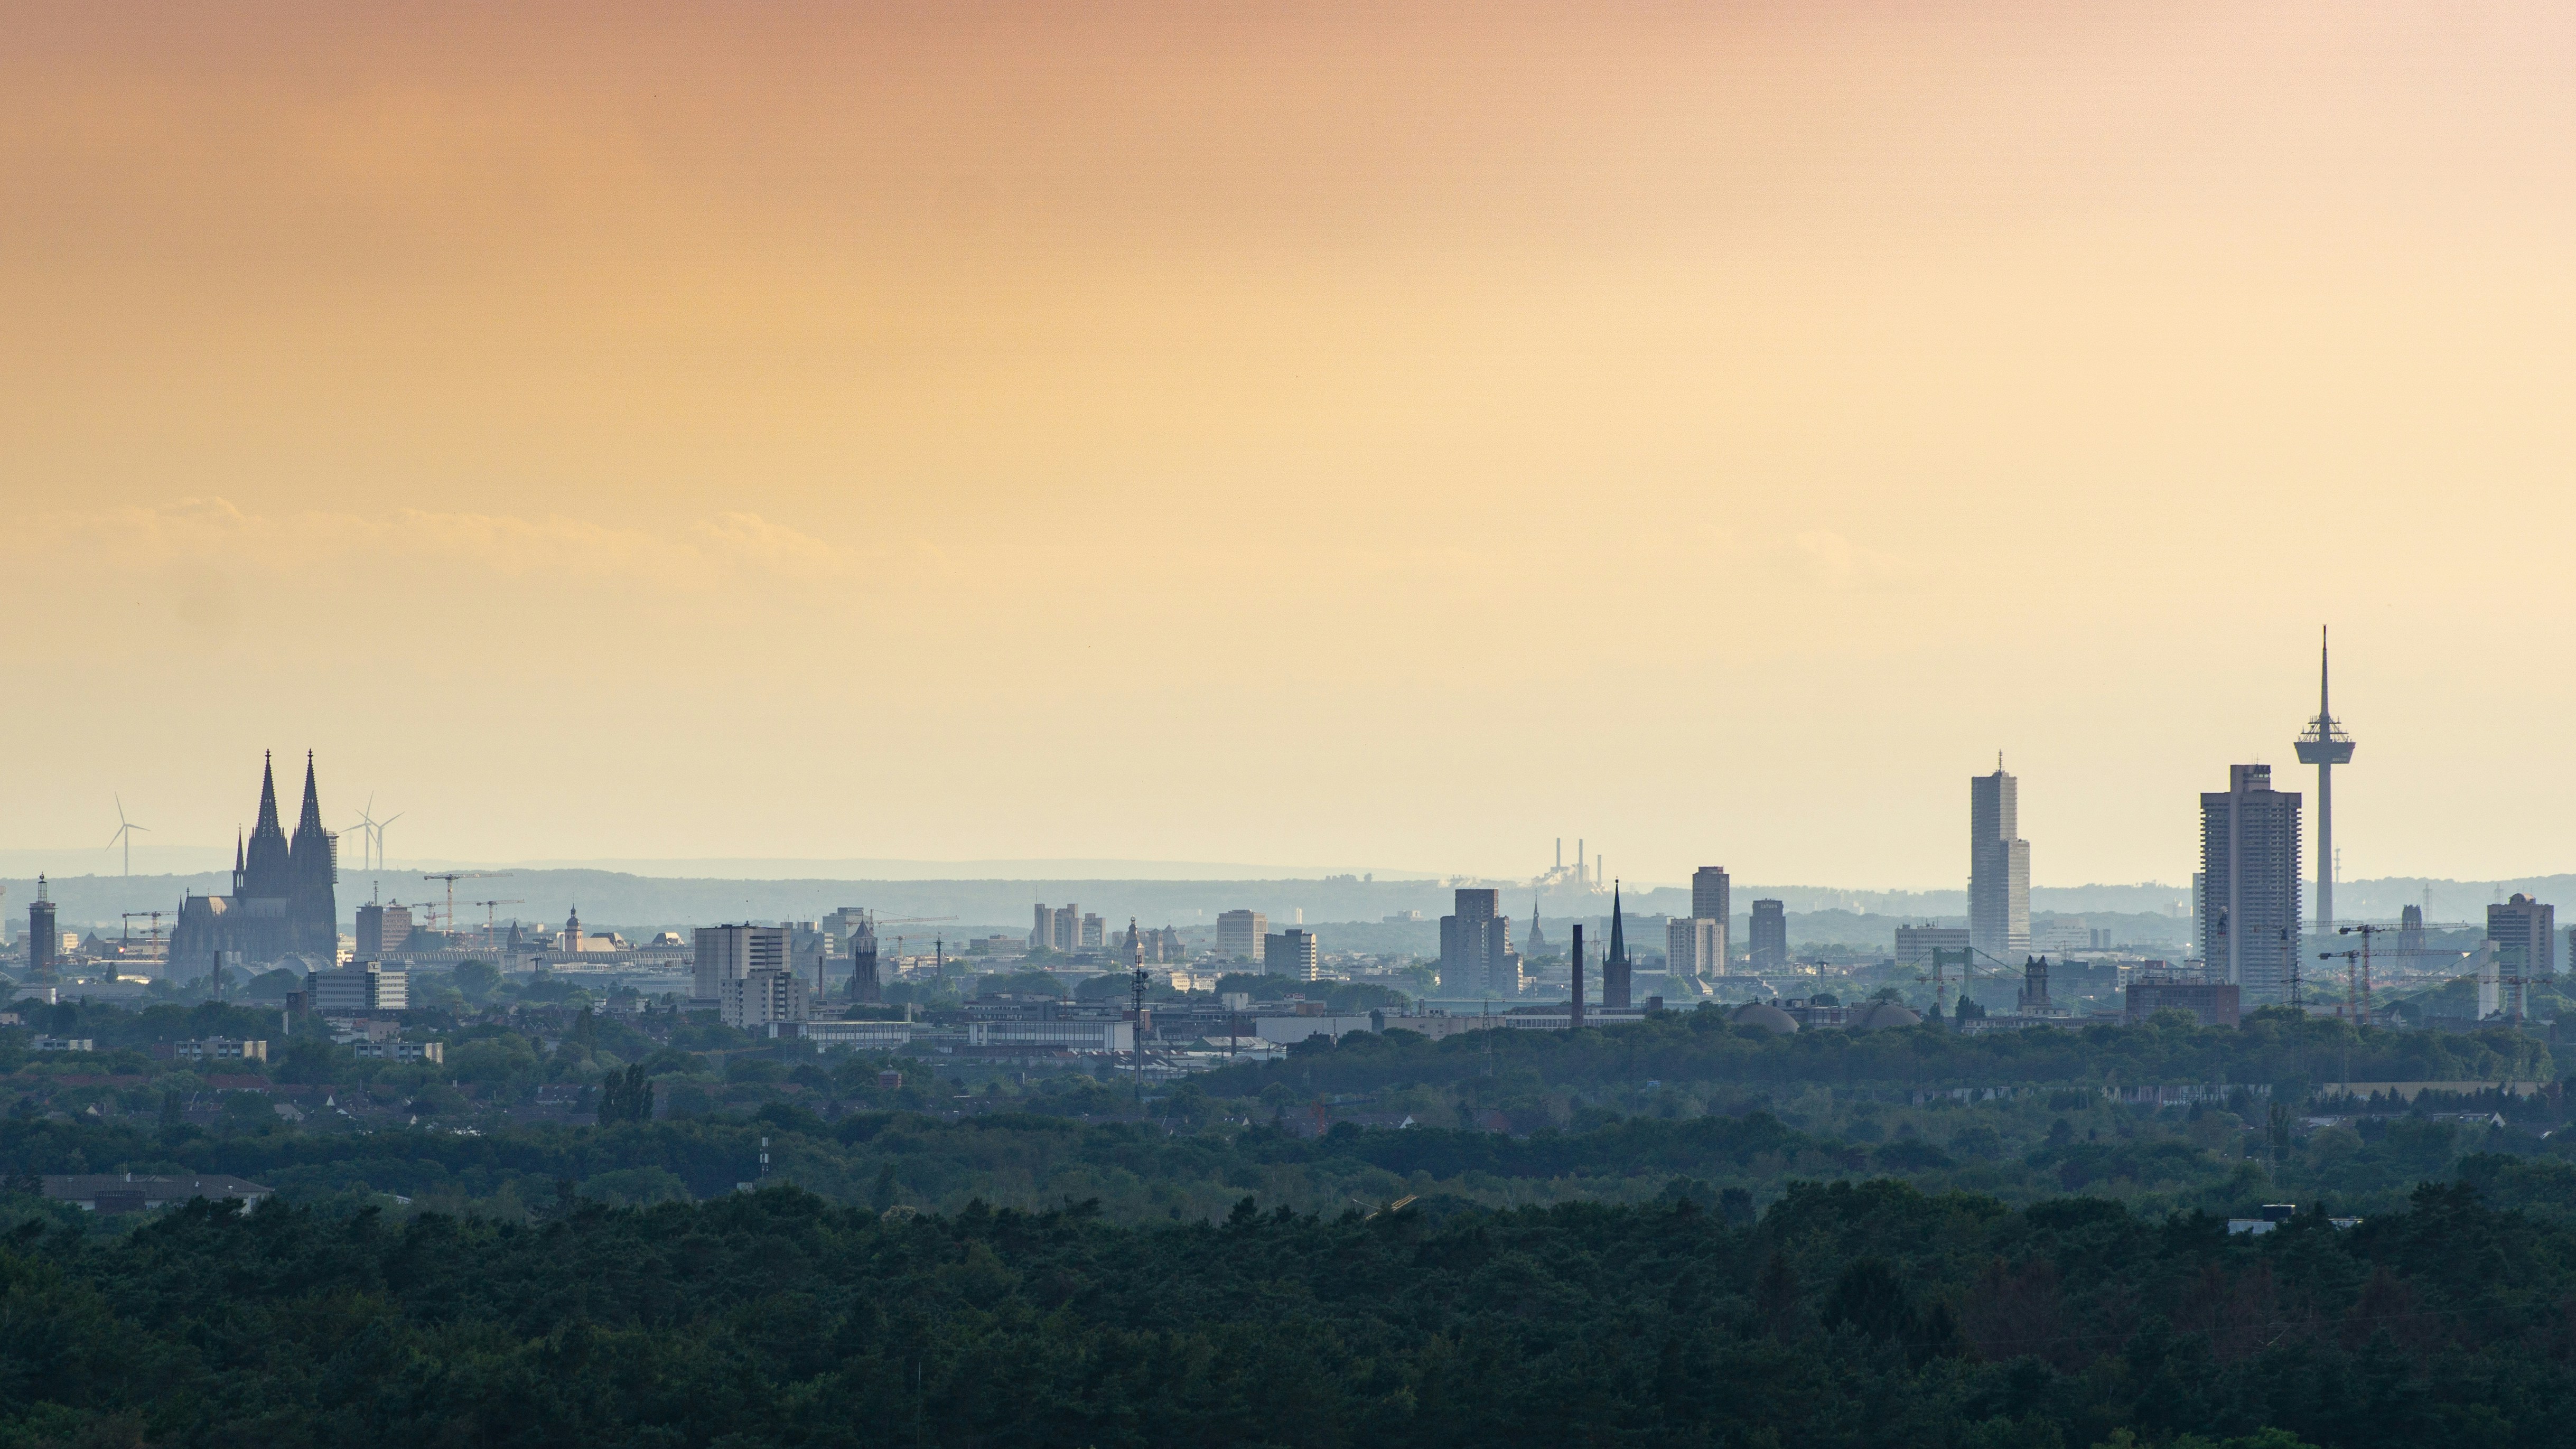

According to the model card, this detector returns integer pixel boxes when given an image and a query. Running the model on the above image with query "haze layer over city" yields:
[7,7,2576,1448]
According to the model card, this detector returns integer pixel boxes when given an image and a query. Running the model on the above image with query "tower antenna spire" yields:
[2295,626,2356,939]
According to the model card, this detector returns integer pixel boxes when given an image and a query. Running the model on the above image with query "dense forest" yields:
[1202,1006,2552,1102]
[3,992,2573,1445]
[2,1170,2572,1446]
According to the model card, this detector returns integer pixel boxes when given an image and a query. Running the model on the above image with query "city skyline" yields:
[13,5,2576,886]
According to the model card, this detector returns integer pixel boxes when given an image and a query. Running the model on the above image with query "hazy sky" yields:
[7,3,2575,889]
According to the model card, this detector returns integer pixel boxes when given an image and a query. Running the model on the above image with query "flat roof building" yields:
[695,924,788,1006]
[1217,909,1268,964]
[1970,764,2031,959]
[2200,764,2302,1005]
[1749,900,1788,971]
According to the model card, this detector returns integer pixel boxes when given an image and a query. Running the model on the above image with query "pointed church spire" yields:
[1606,880,1626,964]
[296,751,324,835]
[254,752,281,834]
[234,830,244,872]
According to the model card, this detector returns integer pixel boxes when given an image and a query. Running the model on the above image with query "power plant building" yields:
[2199,764,2303,1005]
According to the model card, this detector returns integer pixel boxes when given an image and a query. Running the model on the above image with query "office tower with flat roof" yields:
[695,924,789,1006]
[1894,924,1971,973]
[1691,867,1731,928]
[722,966,808,1030]
[1970,762,2031,960]
[1438,889,1513,995]
[2488,894,2555,1020]
[1749,899,1787,971]
[1031,903,1082,952]
[1264,928,1320,981]
[1217,909,1267,963]
[2199,764,2302,1004]
[1666,917,1722,980]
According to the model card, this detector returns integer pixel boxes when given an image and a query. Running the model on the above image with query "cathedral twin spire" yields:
[241,751,333,902]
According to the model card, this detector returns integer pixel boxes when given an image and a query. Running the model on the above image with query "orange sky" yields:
[7,2,2576,888]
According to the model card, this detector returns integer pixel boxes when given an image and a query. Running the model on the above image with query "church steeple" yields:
[254,752,281,836]
[243,753,292,898]
[295,751,323,837]
[1602,880,1633,1010]
[285,751,338,953]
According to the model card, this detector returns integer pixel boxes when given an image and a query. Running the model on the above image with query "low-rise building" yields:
[2125,976,2241,1028]
[781,1019,920,1049]
[965,1019,1133,1052]
[157,1038,268,1062]
[307,962,407,1014]
[352,1040,444,1063]
[44,1172,271,1213]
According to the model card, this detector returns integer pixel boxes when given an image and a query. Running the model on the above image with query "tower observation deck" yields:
[2292,628,2355,936]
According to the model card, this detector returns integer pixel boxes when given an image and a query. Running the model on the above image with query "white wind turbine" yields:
[107,796,150,878]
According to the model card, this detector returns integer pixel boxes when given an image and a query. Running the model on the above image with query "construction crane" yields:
[472,899,526,950]
[421,872,508,934]
[120,910,167,962]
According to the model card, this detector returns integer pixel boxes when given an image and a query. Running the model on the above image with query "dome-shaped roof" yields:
[1731,1001,1799,1034]
[1851,1001,1922,1031]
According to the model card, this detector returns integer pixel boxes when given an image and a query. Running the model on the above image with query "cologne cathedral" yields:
[167,753,340,975]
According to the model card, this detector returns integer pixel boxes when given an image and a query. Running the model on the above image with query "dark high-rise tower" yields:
[1569,923,1585,1029]
[1749,899,1787,971]
[1691,867,1731,926]
[27,876,57,981]
[2292,628,2355,937]
[1602,881,1631,1009]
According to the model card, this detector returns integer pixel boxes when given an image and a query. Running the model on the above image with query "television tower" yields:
[2293,627,2355,937]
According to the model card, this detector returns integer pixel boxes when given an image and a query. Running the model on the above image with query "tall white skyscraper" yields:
[1666,917,1723,980]
[1970,763,2030,960]
[2199,764,2302,1004]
